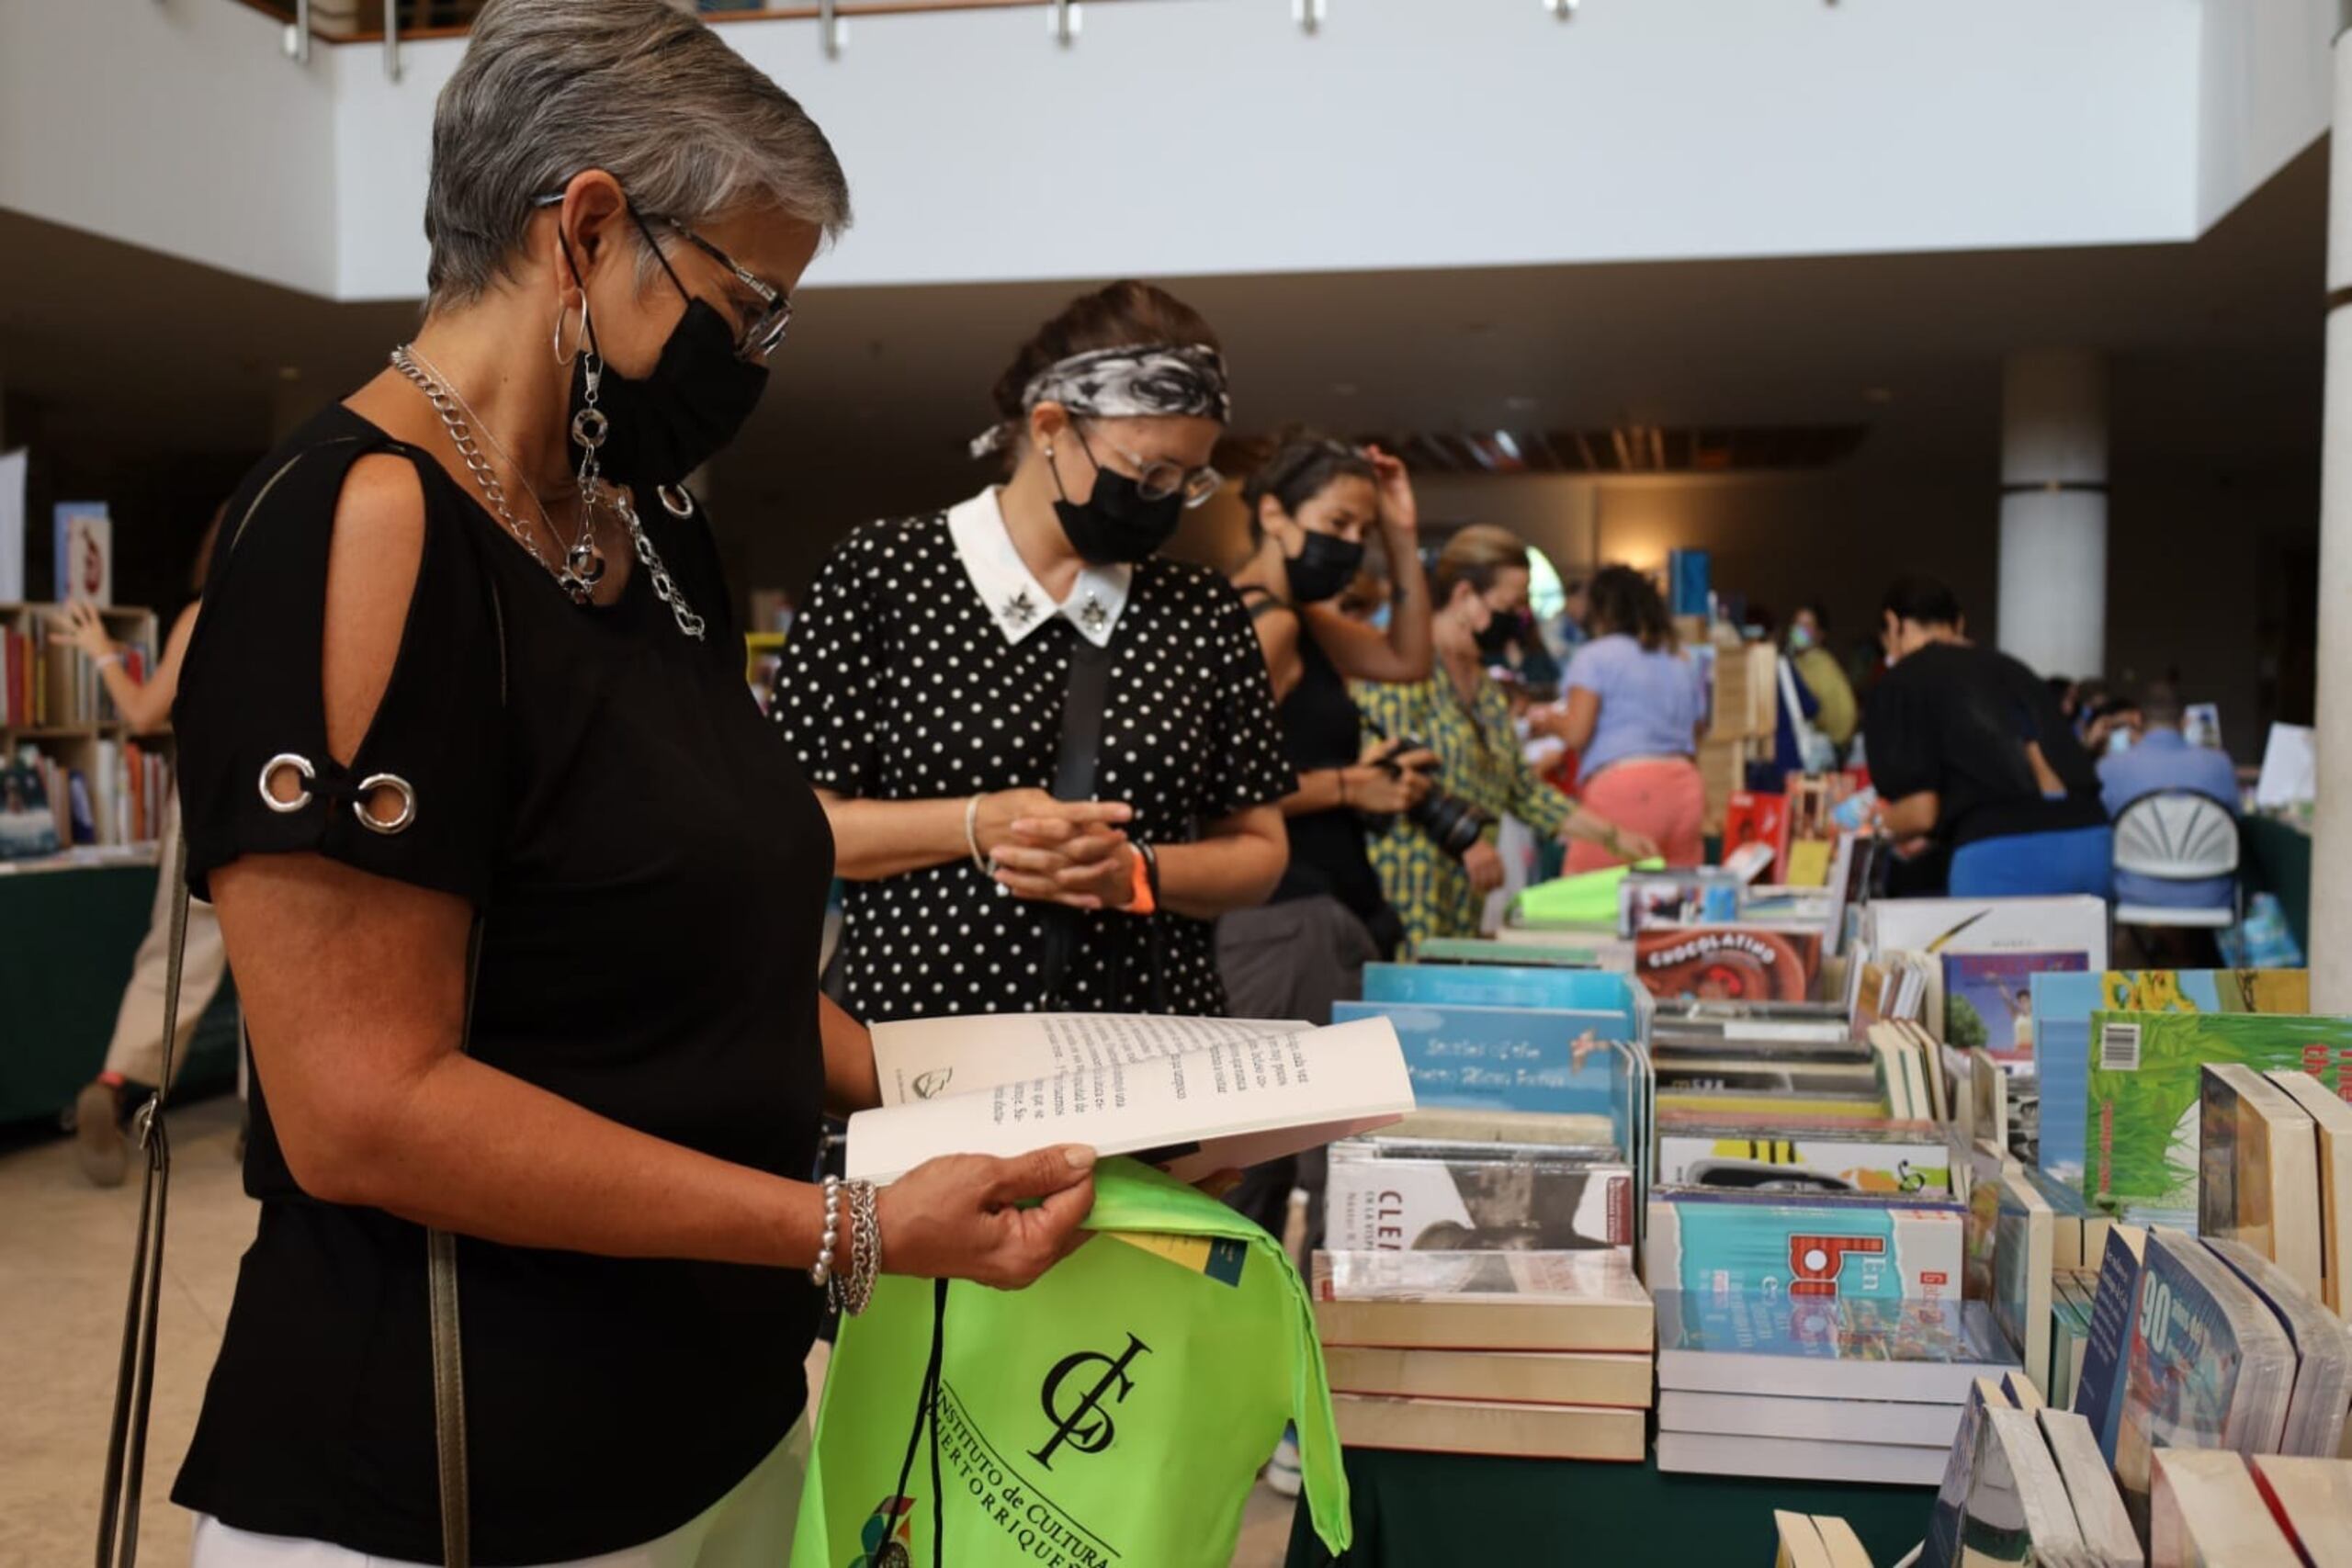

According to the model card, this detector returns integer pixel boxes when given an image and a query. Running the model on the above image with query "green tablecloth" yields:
[0,863,238,1125]
[1283,1448,1932,1566]
[2239,814,2312,957]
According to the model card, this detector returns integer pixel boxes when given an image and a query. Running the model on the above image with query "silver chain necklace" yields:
[388,344,705,641]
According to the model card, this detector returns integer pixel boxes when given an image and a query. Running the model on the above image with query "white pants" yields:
[189,1416,810,1568]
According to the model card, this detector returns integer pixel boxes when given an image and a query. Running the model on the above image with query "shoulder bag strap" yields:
[1040,633,1115,1008]
[427,917,484,1568]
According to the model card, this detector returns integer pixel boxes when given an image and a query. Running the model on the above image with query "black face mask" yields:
[1286,531,1364,604]
[562,227,769,491]
[1475,610,1521,659]
[1051,431,1185,566]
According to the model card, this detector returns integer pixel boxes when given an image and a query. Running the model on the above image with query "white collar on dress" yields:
[945,488,1132,649]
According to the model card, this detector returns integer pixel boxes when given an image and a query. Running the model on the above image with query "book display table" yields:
[0,859,236,1124]
[1281,1448,1931,1566]
[2239,813,2311,956]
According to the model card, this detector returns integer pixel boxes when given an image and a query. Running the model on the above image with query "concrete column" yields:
[1996,348,2108,681]
[2308,12,2352,1010]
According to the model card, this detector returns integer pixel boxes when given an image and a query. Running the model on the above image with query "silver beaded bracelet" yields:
[809,1173,844,1288]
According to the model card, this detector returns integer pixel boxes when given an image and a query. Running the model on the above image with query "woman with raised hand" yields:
[775,281,1295,1023]
[161,6,1093,1563]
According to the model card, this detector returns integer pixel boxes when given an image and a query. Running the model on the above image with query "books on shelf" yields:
[1645,1188,1965,1302]
[1318,1344,1651,1408]
[1310,1248,1654,1353]
[2086,1012,2352,1212]
[1990,1161,2056,1402]
[2248,1456,2352,1568]
[0,752,62,860]
[1321,1142,1633,1254]
[2050,1266,2099,1412]
[1958,1404,2090,1566]
[2031,969,2311,1190]
[1376,1107,1617,1154]
[1329,1390,1643,1461]
[2150,1450,2301,1568]
[843,1012,1412,1184]
[1867,897,2111,974]
[2113,1229,2299,1529]
[1656,1429,1947,1486]
[1656,1386,1962,1447]
[2200,1064,2324,1299]
[1654,1118,1952,1195]
[52,502,112,604]
[1654,1291,2015,1404]
[1356,961,1637,1014]
[2263,1067,2352,1315]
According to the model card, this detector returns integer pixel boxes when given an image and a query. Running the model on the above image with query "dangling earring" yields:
[552,297,583,367]
[558,294,608,604]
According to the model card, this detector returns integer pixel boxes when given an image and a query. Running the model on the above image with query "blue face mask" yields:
[2108,728,2132,755]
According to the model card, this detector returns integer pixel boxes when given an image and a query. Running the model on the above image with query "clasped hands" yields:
[975,788,1138,911]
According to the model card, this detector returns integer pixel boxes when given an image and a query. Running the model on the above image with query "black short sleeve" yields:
[1196,571,1300,819]
[1861,663,1938,804]
[176,420,506,906]
[769,519,903,795]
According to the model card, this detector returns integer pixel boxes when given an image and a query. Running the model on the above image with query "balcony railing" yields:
[228,0,1148,73]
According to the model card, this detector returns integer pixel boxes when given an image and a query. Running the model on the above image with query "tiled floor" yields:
[0,1096,1296,1567]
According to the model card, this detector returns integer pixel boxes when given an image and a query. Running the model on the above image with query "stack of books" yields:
[1321,1139,1634,1255]
[1311,1248,1654,1461]
[1654,1112,1953,1197]
[1653,1292,2016,1484]
[1645,1188,1968,1302]
[1771,1510,1875,1568]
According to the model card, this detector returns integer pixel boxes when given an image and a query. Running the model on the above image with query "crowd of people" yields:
[54,2,2256,1561]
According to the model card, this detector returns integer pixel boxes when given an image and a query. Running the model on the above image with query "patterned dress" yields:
[1352,671,1574,951]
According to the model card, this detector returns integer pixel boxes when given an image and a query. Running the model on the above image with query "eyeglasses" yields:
[531,193,793,363]
[1076,423,1223,510]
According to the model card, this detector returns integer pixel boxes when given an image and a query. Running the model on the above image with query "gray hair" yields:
[424,0,851,307]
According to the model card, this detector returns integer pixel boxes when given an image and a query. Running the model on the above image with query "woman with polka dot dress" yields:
[774,282,1294,1021]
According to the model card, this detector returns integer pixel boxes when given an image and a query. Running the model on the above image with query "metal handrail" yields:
[230,0,1158,51]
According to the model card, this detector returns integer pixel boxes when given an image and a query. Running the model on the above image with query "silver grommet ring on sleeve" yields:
[258,753,316,814]
[658,485,695,518]
[353,773,418,836]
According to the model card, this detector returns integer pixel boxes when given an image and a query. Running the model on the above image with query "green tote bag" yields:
[790,1158,1351,1568]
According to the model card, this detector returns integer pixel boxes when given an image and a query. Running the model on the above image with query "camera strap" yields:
[1040,630,1114,1008]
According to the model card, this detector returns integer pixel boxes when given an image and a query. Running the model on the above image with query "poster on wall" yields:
[52,501,111,606]
[0,450,25,604]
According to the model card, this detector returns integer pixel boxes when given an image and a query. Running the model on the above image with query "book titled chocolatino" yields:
[1634,927,1819,1004]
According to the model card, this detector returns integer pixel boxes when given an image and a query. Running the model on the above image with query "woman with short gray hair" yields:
[160,3,1096,1562]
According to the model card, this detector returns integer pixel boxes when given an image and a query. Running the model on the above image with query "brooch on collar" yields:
[999,589,1038,628]
[1080,593,1109,633]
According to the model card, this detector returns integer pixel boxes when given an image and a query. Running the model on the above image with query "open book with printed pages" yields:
[842,1012,1413,1185]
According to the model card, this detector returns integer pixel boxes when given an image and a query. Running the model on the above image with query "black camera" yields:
[1363,732,1493,861]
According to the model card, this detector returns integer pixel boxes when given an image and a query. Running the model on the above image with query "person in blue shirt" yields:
[2098,681,2241,910]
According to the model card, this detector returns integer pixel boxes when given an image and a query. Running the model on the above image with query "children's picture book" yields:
[1645,1189,1964,1302]
[1357,962,1638,1016]
[1724,791,1788,881]
[2112,1229,2297,1529]
[1322,1146,1634,1254]
[2033,969,2310,1190]
[1655,1122,1951,1195]
[1633,926,1819,1004]
[844,1012,1412,1184]
[2085,1012,2352,1213]
[51,500,111,606]
[1654,1290,2014,1404]
[2199,1065,2324,1300]
[1329,999,1634,1124]
[1868,897,2109,970]
[1943,951,2087,1065]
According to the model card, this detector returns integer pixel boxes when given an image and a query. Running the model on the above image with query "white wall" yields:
[333,0,2205,299]
[2196,0,2335,230]
[0,0,339,294]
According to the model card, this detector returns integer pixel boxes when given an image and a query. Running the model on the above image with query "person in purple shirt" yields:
[2098,682,2241,909]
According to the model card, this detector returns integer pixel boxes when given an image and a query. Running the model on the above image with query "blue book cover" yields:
[1656,1291,2011,1404]
[1645,1189,1966,1303]
[1668,547,1712,618]
[2075,1225,2144,1462]
[1329,999,1632,1122]
[2032,969,2312,1189]
[1358,963,1638,1016]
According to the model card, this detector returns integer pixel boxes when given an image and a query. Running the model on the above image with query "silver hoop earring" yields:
[552,299,582,367]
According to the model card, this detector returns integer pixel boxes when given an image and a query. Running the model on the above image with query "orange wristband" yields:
[1125,844,1156,915]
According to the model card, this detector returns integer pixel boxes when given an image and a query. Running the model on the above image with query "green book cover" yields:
[2084,1012,2352,1212]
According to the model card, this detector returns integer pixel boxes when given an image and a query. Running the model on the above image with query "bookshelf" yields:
[0,602,174,859]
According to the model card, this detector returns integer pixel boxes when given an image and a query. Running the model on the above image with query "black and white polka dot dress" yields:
[773,497,1295,1022]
